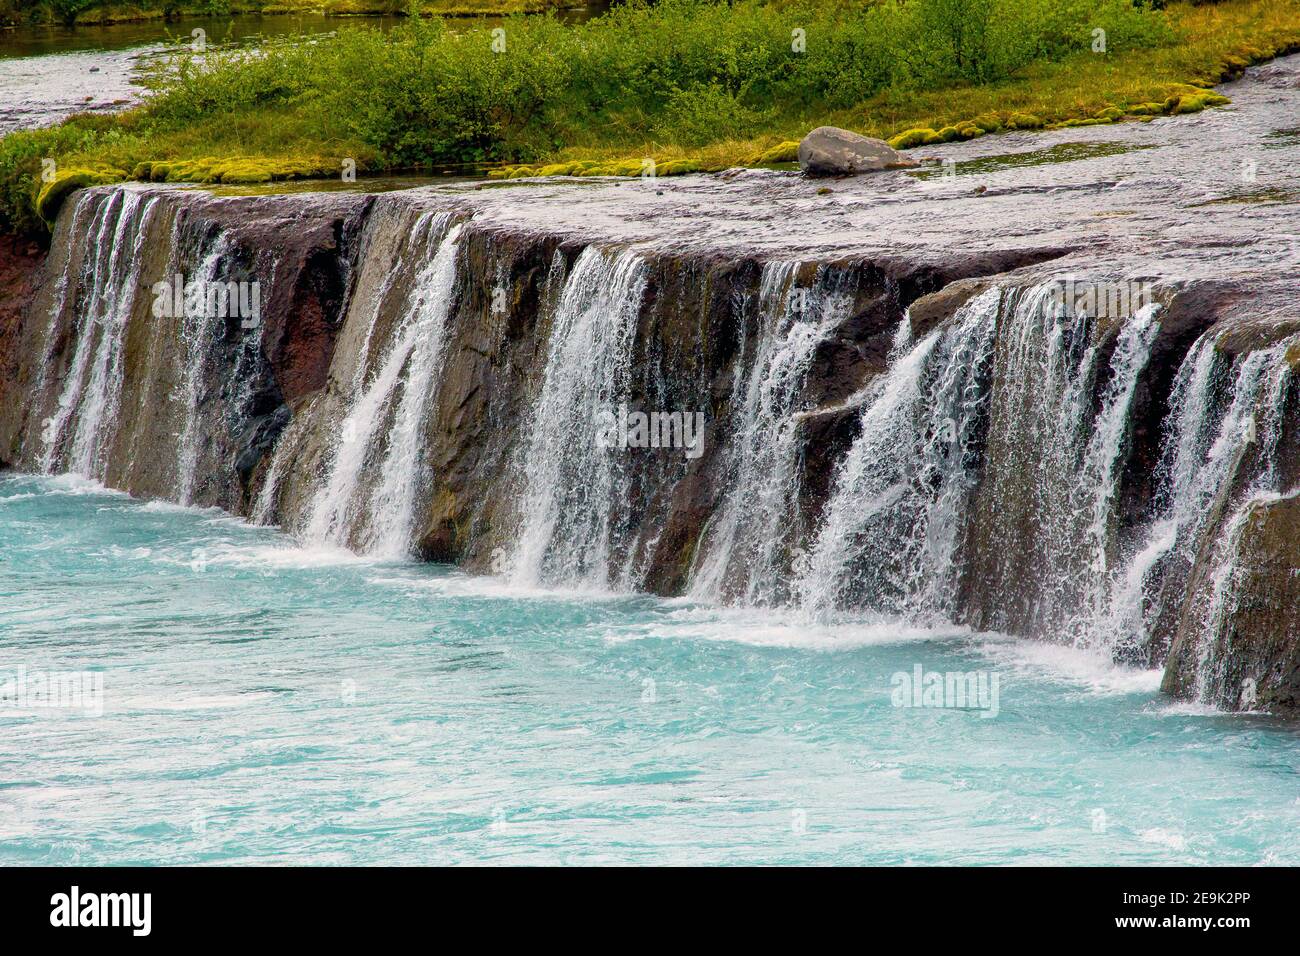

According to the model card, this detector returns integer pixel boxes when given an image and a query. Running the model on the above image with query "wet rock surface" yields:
[4,56,1300,712]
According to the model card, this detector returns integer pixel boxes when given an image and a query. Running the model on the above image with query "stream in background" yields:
[0,5,609,136]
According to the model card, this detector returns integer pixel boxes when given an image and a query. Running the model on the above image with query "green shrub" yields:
[135,0,1175,166]
[654,84,773,146]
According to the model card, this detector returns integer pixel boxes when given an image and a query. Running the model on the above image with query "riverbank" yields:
[0,0,583,28]
[4,0,1300,238]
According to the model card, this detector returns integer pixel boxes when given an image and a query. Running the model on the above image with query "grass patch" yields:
[4,0,1300,234]
[0,0,578,27]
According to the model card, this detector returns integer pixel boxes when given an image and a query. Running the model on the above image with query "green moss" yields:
[35,167,123,225]
[217,162,274,183]
[1094,106,1124,122]
[657,158,702,175]
[755,140,799,164]
[536,161,579,176]
[1007,112,1044,130]
[887,128,937,150]
[1168,91,1230,114]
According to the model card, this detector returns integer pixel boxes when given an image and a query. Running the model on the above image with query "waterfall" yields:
[174,236,232,505]
[39,189,158,479]
[19,180,1300,711]
[687,261,853,606]
[303,214,462,555]
[502,246,649,590]
[794,283,1165,636]
[1104,338,1291,668]
[33,191,101,402]
[795,287,1001,620]
[1065,303,1162,643]
[1171,342,1292,702]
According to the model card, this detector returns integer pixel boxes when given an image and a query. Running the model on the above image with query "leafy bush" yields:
[131,0,1173,165]
[654,83,773,145]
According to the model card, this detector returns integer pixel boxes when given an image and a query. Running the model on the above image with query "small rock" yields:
[89,67,100,73]
[798,126,917,177]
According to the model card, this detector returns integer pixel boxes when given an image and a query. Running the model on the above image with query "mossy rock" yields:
[608,158,650,176]
[1094,107,1123,122]
[216,161,275,184]
[1168,91,1230,115]
[936,125,961,142]
[972,114,1002,133]
[756,140,799,164]
[537,162,580,176]
[1127,102,1164,116]
[1059,117,1107,128]
[657,159,701,176]
[1007,112,1044,130]
[887,128,937,150]
[35,168,121,225]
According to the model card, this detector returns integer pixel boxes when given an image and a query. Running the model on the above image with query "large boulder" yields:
[797,126,916,177]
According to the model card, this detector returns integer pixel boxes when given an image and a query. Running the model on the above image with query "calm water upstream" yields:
[1,472,1297,865]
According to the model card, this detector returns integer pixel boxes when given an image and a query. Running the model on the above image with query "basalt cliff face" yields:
[3,58,1300,713]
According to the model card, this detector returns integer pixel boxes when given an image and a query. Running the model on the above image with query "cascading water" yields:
[174,235,232,505]
[303,213,463,555]
[17,178,1300,713]
[795,287,1002,621]
[1054,302,1162,645]
[1100,336,1279,663]
[687,261,853,606]
[39,189,159,480]
[502,246,649,590]
[795,284,1163,634]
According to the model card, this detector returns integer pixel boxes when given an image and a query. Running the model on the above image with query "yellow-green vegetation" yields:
[1,0,576,27]
[3,0,1300,234]
[34,166,124,223]
[131,156,337,184]
[882,88,1230,150]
